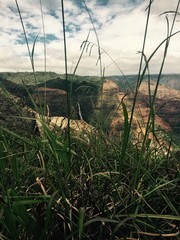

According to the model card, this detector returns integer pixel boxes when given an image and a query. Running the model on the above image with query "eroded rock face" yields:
[0,87,96,140]
[99,79,178,153]
[32,87,68,117]
[102,79,120,94]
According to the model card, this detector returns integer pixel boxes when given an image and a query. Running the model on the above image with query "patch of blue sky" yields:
[129,0,144,6]
[73,0,84,8]
[29,33,58,43]
[16,33,26,44]
[66,23,81,33]
[26,23,38,30]
[74,0,110,8]
[96,0,109,6]
[16,32,39,45]
[16,33,58,45]
[45,34,59,43]
[49,9,59,19]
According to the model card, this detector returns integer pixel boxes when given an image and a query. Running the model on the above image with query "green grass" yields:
[0,0,180,239]
[0,126,179,239]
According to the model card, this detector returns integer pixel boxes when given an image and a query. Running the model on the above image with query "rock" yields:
[50,116,95,134]
[32,87,68,117]
[0,86,96,141]
[34,113,96,141]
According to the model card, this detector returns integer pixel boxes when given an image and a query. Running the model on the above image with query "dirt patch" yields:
[100,79,177,148]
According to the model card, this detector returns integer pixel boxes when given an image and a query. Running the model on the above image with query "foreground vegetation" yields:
[0,119,179,239]
[0,0,180,239]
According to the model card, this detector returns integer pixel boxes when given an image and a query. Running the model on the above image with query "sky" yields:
[0,0,180,76]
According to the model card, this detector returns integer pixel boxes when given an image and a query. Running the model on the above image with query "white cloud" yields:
[0,0,180,75]
[151,0,180,15]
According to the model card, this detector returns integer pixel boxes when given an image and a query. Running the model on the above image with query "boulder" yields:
[34,113,96,141]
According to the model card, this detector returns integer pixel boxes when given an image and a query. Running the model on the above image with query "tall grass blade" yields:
[78,207,85,240]
[61,0,71,166]
[39,0,47,72]
[121,100,129,162]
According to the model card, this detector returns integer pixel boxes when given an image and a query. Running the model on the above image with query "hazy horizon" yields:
[1,70,180,78]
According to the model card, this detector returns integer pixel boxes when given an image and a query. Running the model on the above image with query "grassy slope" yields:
[0,72,180,239]
[0,72,100,121]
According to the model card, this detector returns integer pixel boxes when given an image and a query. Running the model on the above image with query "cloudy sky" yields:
[0,0,180,76]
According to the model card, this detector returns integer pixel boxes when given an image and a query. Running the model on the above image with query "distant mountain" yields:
[109,74,180,90]
[0,71,59,85]
[98,78,180,145]
[0,72,179,144]
[0,72,101,86]
[1,71,179,90]
[0,73,100,121]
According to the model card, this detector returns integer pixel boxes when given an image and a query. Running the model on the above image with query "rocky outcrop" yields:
[32,87,68,117]
[0,86,96,141]
[34,113,96,141]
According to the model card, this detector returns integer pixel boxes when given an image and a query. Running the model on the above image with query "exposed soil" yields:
[101,79,180,145]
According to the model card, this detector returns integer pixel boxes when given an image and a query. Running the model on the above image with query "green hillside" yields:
[0,71,179,239]
[0,72,101,122]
